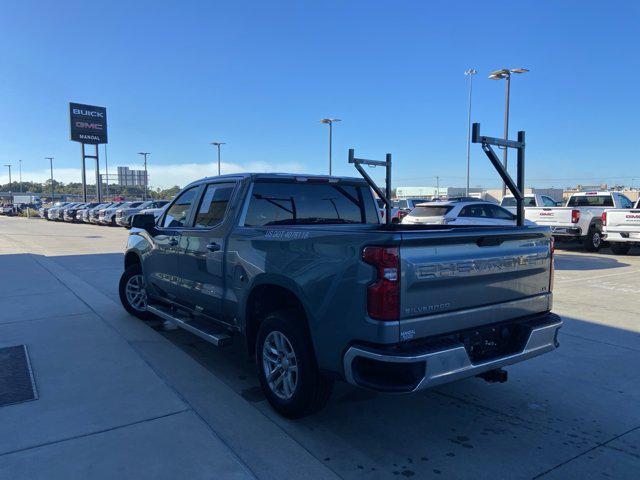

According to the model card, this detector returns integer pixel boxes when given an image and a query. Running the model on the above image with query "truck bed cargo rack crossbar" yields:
[472,122,526,226]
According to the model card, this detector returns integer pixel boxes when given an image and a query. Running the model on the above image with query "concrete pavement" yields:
[0,216,638,479]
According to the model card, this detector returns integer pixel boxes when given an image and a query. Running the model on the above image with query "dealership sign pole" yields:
[69,103,108,202]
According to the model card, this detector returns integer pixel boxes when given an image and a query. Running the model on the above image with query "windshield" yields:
[407,205,453,217]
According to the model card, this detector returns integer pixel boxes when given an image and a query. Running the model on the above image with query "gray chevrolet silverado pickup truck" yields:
[119,173,561,418]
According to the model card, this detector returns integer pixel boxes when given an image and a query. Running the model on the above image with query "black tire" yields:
[256,309,334,418]
[119,263,154,320]
[610,242,631,255]
[583,225,602,252]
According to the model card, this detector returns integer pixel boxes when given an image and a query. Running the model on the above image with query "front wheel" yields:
[119,263,154,320]
[256,309,334,418]
[610,242,631,255]
[583,226,602,252]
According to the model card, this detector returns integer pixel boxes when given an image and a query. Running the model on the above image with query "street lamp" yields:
[4,164,11,193]
[210,142,226,176]
[320,118,341,175]
[464,69,477,196]
[489,67,529,196]
[137,152,150,201]
[45,157,54,200]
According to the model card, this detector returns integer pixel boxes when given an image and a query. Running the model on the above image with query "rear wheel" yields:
[610,242,631,255]
[256,309,333,418]
[583,226,602,252]
[119,263,154,320]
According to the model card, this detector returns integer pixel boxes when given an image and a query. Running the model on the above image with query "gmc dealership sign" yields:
[69,103,108,144]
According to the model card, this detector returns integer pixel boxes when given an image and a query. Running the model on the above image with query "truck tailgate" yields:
[525,207,573,225]
[399,227,552,337]
[605,208,640,231]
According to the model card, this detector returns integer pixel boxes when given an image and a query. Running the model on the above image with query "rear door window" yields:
[244,181,377,226]
[486,204,515,220]
[194,183,236,228]
[460,204,489,218]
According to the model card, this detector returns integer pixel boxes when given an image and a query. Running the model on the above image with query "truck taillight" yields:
[362,246,400,321]
[549,236,555,292]
[571,209,580,223]
[601,211,607,226]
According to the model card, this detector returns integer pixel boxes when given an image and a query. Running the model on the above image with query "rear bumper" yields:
[551,226,581,237]
[343,312,562,393]
[603,231,640,243]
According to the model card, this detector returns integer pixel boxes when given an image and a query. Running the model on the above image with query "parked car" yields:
[401,199,534,226]
[394,198,431,222]
[526,191,634,251]
[1,204,17,216]
[50,202,81,221]
[63,203,90,221]
[375,198,402,223]
[91,202,122,224]
[138,203,170,221]
[73,202,101,221]
[116,200,169,227]
[119,173,560,418]
[82,202,110,223]
[602,197,640,254]
[501,194,559,214]
[99,202,128,225]
[41,202,68,220]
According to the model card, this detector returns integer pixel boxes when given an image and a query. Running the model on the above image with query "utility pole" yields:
[46,157,54,200]
[320,118,341,175]
[435,176,440,198]
[19,160,22,192]
[464,69,477,196]
[210,142,226,176]
[104,144,109,199]
[137,152,150,201]
[4,164,11,193]
[489,68,529,197]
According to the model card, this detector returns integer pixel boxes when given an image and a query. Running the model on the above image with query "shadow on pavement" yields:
[554,253,630,270]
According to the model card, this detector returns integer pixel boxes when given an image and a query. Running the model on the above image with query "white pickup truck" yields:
[526,191,635,252]
[602,198,640,254]
[501,194,559,214]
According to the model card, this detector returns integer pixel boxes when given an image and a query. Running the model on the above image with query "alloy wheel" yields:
[125,274,148,311]
[262,331,298,400]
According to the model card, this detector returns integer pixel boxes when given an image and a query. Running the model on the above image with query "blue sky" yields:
[0,1,638,189]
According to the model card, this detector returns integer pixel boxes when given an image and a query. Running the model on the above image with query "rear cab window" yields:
[567,194,613,207]
[243,180,378,226]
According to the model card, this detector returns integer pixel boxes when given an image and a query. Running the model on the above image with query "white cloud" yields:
[4,161,307,189]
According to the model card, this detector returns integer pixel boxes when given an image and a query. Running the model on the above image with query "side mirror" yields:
[131,213,157,232]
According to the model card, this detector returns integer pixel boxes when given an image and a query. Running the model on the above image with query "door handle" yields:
[206,242,221,252]
[168,238,179,247]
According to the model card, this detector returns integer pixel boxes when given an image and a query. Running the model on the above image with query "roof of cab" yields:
[184,172,368,189]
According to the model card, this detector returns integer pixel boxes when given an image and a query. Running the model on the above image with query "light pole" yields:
[320,118,341,175]
[137,152,150,201]
[45,157,54,200]
[104,144,109,199]
[4,164,11,193]
[435,176,440,198]
[19,160,22,192]
[464,69,477,196]
[489,68,529,196]
[210,142,226,176]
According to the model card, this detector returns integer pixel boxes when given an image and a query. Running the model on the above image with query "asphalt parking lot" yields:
[1,216,639,479]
